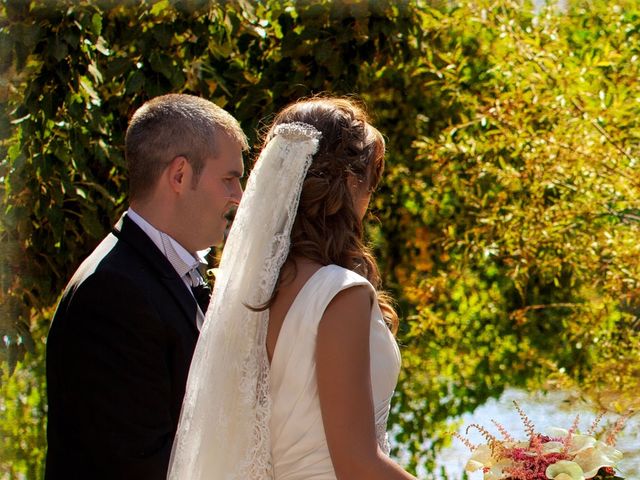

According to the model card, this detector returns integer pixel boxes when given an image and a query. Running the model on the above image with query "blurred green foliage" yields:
[1,0,639,478]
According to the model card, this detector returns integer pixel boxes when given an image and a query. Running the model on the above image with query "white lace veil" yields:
[167,122,321,479]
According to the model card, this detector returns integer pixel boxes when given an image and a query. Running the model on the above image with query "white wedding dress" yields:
[269,264,402,480]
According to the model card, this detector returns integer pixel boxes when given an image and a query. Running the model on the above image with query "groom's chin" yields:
[222,208,238,242]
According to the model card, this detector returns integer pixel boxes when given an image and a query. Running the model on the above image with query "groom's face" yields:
[182,134,244,250]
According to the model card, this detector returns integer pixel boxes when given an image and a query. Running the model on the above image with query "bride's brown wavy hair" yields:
[263,97,398,334]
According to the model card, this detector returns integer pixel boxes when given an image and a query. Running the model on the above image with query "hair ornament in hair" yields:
[274,122,322,142]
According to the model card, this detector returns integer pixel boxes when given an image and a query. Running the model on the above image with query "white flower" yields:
[572,441,623,477]
[464,444,513,480]
[546,428,596,455]
[465,444,493,472]
[548,427,571,437]
[546,428,623,477]
[541,441,565,454]
[567,434,598,455]
[546,460,586,480]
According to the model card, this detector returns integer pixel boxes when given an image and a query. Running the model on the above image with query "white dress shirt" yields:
[127,208,209,329]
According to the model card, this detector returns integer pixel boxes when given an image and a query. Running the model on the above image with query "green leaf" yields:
[78,75,100,104]
[91,13,102,36]
[150,0,170,16]
[125,70,145,94]
[79,210,105,240]
[50,38,68,62]
[149,51,175,80]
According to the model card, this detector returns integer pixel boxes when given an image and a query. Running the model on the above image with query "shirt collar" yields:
[126,208,209,279]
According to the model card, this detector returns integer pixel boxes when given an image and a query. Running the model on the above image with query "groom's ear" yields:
[166,155,191,194]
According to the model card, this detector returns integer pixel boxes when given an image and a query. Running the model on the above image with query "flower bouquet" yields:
[456,402,626,480]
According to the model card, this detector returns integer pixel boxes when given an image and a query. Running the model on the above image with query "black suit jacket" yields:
[46,214,200,479]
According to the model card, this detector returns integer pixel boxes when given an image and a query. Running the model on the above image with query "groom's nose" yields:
[230,180,243,205]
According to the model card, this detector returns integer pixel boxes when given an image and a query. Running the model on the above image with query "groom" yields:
[45,94,247,479]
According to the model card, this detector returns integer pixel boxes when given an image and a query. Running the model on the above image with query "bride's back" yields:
[266,258,322,363]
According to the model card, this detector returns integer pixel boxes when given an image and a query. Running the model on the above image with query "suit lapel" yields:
[112,214,200,334]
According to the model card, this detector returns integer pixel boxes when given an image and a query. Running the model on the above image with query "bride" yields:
[168,97,417,479]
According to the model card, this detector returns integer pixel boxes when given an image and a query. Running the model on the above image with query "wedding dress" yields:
[269,264,401,480]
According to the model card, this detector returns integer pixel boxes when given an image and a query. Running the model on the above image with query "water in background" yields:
[435,388,639,480]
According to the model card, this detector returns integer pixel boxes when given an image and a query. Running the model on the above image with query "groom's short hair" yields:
[125,93,248,201]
